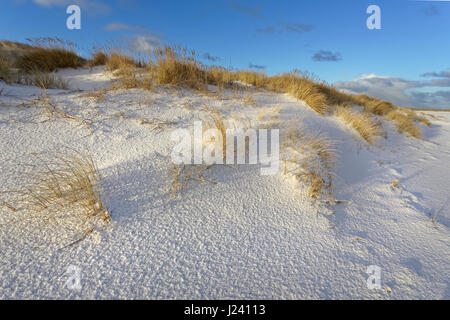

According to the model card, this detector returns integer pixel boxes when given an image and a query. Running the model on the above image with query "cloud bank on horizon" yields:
[335,71,450,109]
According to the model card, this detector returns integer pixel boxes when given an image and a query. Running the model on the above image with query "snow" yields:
[0,67,448,299]
[54,66,114,91]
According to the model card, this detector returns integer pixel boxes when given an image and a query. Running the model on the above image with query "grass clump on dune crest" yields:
[108,44,428,136]
[265,73,329,115]
[86,51,108,67]
[91,50,151,90]
[213,69,329,114]
[1,38,78,89]
[0,55,13,83]
[1,55,69,89]
[223,68,429,137]
[334,105,382,144]
[234,70,268,88]
[106,52,137,72]
[7,38,429,139]
[362,98,396,116]
[288,83,328,115]
[16,37,85,73]
[114,64,152,90]
[149,46,208,90]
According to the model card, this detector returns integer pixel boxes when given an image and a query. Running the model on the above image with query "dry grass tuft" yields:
[86,51,108,67]
[79,88,106,102]
[266,73,329,115]
[348,95,428,138]
[149,46,208,90]
[106,52,137,72]
[334,105,382,144]
[402,108,432,127]
[21,90,94,130]
[234,70,268,87]
[207,66,234,88]
[101,53,152,90]
[1,151,110,245]
[0,55,13,82]
[256,106,281,129]
[228,84,258,106]
[203,107,228,162]
[16,37,85,73]
[169,164,216,199]
[139,117,176,132]
[362,99,396,116]
[0,198,17,212]
[2,67,69,89]
[2,38,78,89]
[289,83,328,115]
[282,128,336,198]
[386,110,423,138]
[113,64,140,89]
[242,90,257,107]
[391,179,400,189]
[26,70,70,89]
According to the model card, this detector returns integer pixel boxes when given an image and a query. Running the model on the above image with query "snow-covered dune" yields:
[0,67,448,299]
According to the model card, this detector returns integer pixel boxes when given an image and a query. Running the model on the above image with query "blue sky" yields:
[1,0,449,108]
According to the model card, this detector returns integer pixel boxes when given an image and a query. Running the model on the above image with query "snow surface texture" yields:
[0,67,448,299]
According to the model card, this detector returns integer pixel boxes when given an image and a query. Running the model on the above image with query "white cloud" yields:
[129,34,162,53]
[104,22,163,53]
